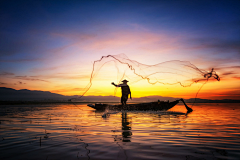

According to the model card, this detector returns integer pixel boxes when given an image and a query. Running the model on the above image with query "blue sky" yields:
[0,0,240,99]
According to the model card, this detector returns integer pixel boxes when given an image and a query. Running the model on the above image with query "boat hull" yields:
[88,100,180,111]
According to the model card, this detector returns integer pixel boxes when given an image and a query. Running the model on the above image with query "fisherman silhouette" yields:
[112,79,132,105]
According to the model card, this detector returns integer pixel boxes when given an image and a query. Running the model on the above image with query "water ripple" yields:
[0,103,239,160]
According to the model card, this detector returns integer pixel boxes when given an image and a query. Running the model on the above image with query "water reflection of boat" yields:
[88,99,192,113]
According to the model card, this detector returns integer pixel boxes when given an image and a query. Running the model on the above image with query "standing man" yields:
[111,79,132,105]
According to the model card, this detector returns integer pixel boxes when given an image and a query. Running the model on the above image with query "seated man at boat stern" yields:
[111,79,132,105]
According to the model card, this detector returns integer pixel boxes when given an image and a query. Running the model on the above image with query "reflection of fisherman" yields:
[122,112,132,142]
[111,79,132,105]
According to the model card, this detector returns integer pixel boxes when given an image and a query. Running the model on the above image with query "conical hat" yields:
[122,79,129,82]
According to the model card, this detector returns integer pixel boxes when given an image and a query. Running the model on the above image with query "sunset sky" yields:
[0,0,239,100]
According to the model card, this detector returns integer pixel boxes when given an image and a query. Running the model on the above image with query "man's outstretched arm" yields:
[111,82,118,87]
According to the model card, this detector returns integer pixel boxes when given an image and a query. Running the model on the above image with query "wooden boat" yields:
[88,98,193,112]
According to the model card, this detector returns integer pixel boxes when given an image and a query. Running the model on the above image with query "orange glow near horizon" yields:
[42,76,238,100]
[1,65,238,100]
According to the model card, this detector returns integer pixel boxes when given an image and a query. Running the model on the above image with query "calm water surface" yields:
[0,103,240,160]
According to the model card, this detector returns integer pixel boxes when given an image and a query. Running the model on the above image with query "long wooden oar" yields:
[180,98,193,113]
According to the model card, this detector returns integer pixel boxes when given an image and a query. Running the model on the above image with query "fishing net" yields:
[72,53,220,100]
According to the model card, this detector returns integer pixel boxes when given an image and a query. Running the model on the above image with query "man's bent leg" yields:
[121,96,124,105]
[123,100,127,105]
[122,94,128,106]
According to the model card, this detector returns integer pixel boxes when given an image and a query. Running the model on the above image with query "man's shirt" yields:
[116,83,131,95]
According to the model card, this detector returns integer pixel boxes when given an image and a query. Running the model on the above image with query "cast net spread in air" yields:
[72,53,220,100]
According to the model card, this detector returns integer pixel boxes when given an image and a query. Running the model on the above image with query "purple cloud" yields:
[0,72,14,75]
[14,76,50,83]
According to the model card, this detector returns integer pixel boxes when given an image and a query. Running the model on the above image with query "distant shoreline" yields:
[0,101,90,105]
[0,100,239,105]
[1,87,239,105]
